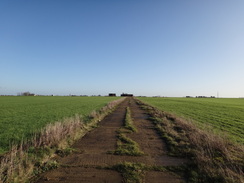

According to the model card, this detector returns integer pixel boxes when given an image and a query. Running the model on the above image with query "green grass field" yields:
[138,97,244,144]
[0,96,118,154]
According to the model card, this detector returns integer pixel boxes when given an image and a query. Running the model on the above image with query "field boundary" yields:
[0,98,125,183]
[135,98,244,183]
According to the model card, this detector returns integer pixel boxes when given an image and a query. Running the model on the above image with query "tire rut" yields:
[35,98,187,183]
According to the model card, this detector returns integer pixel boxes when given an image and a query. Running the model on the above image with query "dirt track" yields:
[36,98,187,183]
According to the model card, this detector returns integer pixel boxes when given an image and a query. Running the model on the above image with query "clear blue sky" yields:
[1,0,244,97]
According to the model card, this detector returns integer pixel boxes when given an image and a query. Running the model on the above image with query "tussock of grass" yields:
[136,99,244,183]
[110,162,180,183]
[0,98,125,183]
[55,147,76,157]
[33,160,59,175]
[111,162,146,183]
[112,132,144,156]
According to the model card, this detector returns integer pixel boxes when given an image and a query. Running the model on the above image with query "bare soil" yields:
[35,98,187,183]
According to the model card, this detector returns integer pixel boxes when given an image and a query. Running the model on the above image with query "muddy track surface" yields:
[35,98,187,183]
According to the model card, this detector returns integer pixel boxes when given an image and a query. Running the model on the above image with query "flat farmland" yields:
[0,96,118,154]
[138,97,244,144]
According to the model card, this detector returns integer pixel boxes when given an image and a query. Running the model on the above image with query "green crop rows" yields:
[0,96,118,154]
[138,97,244,144]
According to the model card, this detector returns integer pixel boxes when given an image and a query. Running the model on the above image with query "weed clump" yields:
[112,162,146,183]
[110,162,176,183]
[111,132,144,156]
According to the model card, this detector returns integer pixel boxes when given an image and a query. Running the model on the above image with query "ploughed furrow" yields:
[36,98,187,183]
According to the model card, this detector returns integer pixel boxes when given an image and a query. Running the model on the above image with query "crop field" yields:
[0,96,118,154]
[138,97,244,144]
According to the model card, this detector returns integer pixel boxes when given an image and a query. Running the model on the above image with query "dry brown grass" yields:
[136,99,244,183]
[0,97,125,183]
[175,117,244,183]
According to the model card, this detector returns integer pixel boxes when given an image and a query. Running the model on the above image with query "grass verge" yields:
[124,107,137,132]
[136,98,244,183]
[0,98,125,183]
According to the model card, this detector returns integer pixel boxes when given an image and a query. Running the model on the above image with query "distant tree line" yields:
[18,92,35,96]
